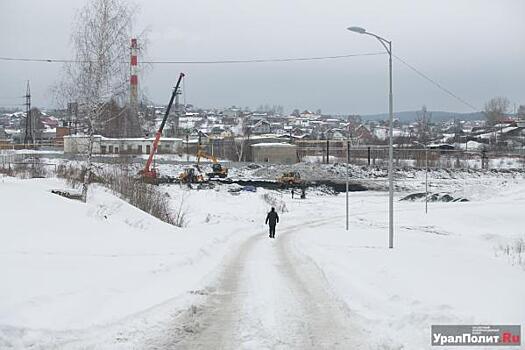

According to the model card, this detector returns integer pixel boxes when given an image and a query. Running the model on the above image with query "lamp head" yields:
[347,26,366,34]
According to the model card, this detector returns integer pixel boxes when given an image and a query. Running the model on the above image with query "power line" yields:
[0,52,479,111]
[0,52,385,64]
[0,101,24,106]
[0,57,74,63]
[393,54,479,111]
[142,52,386,64]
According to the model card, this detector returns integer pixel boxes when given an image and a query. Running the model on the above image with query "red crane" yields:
[140,72,185,181]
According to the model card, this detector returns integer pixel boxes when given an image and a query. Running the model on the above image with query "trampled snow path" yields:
[146,217,364,349]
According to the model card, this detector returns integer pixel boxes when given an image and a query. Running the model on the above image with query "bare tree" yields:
[518,105,525,119]
[97,100,143,138]
[233,116,251,161]
[484,97,510,126]
[415,105,432,144]
[56,0,137,202]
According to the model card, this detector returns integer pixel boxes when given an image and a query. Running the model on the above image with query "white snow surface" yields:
[0,177,265,347]
[0,173,524,349]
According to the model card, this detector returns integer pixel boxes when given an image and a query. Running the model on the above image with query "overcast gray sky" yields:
[1,0,524,115]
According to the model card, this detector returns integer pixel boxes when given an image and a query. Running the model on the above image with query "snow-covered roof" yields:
[251,142,296,148]
[499,126,519,134]
[457,140,485,150]
[4,129,20,135]
[493,123,513,128]
[427,143,455,149]
[64,135,183,142]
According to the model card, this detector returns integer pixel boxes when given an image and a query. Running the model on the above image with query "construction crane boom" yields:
[142,72,185,179]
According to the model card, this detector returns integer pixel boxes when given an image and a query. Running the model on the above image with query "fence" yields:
[295,140,525,170]
[0,140,64,150]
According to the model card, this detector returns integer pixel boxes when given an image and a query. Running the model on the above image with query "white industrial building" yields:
[251,142,298,164]
[64,135,183,155]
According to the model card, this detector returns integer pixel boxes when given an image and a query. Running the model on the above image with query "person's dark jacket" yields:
[265,210,279,226]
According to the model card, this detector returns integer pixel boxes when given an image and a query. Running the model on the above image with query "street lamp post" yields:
[415,141,428,214]
[347,26,394,248]
[346,138,350,230]
[425,145,428,214]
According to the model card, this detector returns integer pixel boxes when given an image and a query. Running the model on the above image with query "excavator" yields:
[196,149,228,179]
[139,73,185,183]
[178,167,205,184]
[178,147,227,184]
[277,171,302,186]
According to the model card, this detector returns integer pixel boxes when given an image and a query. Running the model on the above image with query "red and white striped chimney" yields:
[130,38,138,108]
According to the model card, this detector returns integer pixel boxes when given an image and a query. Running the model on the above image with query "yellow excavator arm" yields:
[196,149,218,164]
[195,148,228,178]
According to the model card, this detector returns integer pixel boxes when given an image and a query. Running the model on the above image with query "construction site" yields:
[2,64,524,196]
[1,1,525,348]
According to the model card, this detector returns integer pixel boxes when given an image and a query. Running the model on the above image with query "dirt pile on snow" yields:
[400,192,469,202]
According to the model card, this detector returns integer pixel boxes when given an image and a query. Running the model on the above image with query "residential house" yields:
[250,119,271,134]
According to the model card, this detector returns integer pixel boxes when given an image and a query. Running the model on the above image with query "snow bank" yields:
[1,172,524,349]
[285,179,525,349]
[0,177,263,334]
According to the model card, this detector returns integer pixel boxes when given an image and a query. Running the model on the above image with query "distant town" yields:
[1,99,524,166]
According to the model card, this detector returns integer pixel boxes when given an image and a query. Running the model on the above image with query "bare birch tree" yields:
[57,0,136,202]
[517,105,525,119]
[416,105,432,144]
[484,97,510,126]
[233,115,251,161]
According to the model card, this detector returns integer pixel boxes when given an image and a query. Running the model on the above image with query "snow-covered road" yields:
[1,175,524,349]
[147,216,364,349]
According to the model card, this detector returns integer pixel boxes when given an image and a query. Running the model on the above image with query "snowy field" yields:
[0,172,524,349]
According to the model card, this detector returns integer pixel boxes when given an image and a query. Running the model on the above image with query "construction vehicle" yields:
[178,167,205,184]
[277,171,302,186]
[139,73,185,183]
[177,146,227,184]
[196,149,228,179]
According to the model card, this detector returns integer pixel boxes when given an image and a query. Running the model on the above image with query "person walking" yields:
[265,207,279,239]
[291,188,295,199]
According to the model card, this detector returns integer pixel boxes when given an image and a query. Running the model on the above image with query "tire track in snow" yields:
[145,231,261,349]
[149,216,364,349]
[276,220,365,349]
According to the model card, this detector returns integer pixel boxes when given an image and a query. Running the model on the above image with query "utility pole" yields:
[387,39,394,249]
[346,139,350,230]
[326,139,330,164]
[23,81,34,147]
[425,145,428,214]
[347,26,394,248]
[415,141,428,213]
[68,102,78,136]
[186,132,189,162]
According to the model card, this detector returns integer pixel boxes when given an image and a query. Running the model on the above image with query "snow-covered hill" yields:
[0,174,524,349]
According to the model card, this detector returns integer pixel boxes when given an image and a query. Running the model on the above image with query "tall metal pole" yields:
[326,139,330,164]
[388,41,394,249]
[346,139,350,230]
[24,81,33,147]
[346,26,394,247]
[186,133,189,162]
[425,145,428,214]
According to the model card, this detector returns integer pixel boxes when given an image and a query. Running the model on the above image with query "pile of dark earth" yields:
[400,192,469,202]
